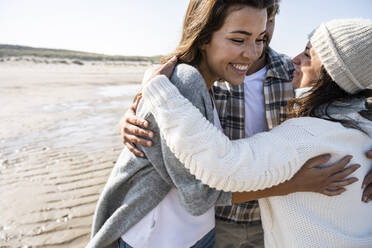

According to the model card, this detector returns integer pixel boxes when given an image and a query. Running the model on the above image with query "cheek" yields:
[309,68,319,80]
[301,68,318,84]
[299,60,311,74]
[257,43,264,55]
[218,42,241,62]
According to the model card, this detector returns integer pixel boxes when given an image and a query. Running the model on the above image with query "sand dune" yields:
[0,61,149,247]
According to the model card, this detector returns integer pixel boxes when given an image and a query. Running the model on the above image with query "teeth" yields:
[232,64,248,70]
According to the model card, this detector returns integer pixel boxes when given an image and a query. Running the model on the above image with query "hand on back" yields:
[289,150,372,200]
[286,154,360,196]
[118,57,178,157]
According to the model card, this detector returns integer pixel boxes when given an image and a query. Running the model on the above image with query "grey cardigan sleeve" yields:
[137,64,231,216]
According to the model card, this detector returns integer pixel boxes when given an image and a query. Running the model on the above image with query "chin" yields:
[226,76,245,86]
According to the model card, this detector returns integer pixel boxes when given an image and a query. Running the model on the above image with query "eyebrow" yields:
[230,30,266,36]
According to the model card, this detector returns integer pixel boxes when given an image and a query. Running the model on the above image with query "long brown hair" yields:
[161,0,274,65]
[287,66,372,133]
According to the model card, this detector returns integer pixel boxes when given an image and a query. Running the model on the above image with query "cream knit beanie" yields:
[310,18,372,94]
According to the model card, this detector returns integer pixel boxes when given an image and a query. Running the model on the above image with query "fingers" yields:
[322,188,346,196]
[118,104,145,135]
[326,177,358,189]
[124,141,144,158]
[322,155,352,175]
[314,157,357,197]
[124,131,152,147]
[303,154,331,169]
[118,114,152,139]
[366,150,372,159]
[362,170,372,190]
[118,104,154,159]
[362,184,372,203]
[124,122,153,140]
[127,115,150,129]
[329,163,360,181]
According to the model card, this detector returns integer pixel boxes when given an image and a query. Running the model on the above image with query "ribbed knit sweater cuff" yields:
[142,75,182,110]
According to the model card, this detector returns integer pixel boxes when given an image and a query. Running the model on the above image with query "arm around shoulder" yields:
[142,81,331,192]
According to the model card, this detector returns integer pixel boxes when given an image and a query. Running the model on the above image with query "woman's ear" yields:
[199,43,206,52]
[199,39,209,51]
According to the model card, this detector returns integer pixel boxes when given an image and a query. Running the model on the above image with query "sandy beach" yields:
[0,60,149,247]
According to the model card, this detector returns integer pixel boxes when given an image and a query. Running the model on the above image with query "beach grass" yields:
[0,44,161,63]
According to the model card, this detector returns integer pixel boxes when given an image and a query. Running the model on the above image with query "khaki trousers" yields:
[215,218,264,248]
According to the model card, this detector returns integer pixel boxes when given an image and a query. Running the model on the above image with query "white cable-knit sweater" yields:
[142,75,372,248]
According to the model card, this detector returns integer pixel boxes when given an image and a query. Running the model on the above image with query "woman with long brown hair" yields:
[89,1,274,247]
[140,18,372,247]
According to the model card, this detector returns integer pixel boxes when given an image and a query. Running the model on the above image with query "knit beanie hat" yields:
[310,18,372,94]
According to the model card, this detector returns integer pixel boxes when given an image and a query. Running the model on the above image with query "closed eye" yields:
[231,39,244,43]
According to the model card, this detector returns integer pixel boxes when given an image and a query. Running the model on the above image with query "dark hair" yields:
[287,66,372,134]
[267,0,280,17]
[162,0,274,65]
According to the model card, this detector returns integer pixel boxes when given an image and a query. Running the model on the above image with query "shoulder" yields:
[170,63,212,110]
[171,63,207,93]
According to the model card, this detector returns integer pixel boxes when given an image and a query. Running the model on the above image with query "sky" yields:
[0,0,371,58]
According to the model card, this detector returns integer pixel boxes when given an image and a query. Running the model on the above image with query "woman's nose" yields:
[243,44,261,61]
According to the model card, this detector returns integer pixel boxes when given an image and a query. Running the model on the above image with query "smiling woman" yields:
[198,5,267,87]
[292,42,322,89]
[88,1,274,248]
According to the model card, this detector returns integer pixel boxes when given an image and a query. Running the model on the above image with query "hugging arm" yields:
[118,57,178,157]
[142,75,360,193]
[119,100,154,157]
[119,59,360,199]
[231,154,358,202]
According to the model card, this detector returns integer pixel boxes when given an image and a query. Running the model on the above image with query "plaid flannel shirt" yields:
[212,47,295,223]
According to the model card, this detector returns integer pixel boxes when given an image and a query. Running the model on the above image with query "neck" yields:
[246,51,267,75]
[200,71,215,90]
[198,61,216,90]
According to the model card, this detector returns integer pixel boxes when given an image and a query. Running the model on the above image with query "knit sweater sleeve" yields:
[142,75,318,192]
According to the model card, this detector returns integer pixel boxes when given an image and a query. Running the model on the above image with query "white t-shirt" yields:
[244,66,268,137]
[122,188,215,248]
[121,104,222,248]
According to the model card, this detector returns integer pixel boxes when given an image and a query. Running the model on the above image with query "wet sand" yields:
[0,61,149,247]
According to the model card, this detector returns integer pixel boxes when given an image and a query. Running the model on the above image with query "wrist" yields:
[277,180,295,196]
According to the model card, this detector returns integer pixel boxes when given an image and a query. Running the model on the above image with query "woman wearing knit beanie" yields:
[141,18,372,247]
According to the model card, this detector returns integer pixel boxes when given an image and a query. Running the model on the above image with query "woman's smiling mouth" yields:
[230,63,249,74]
